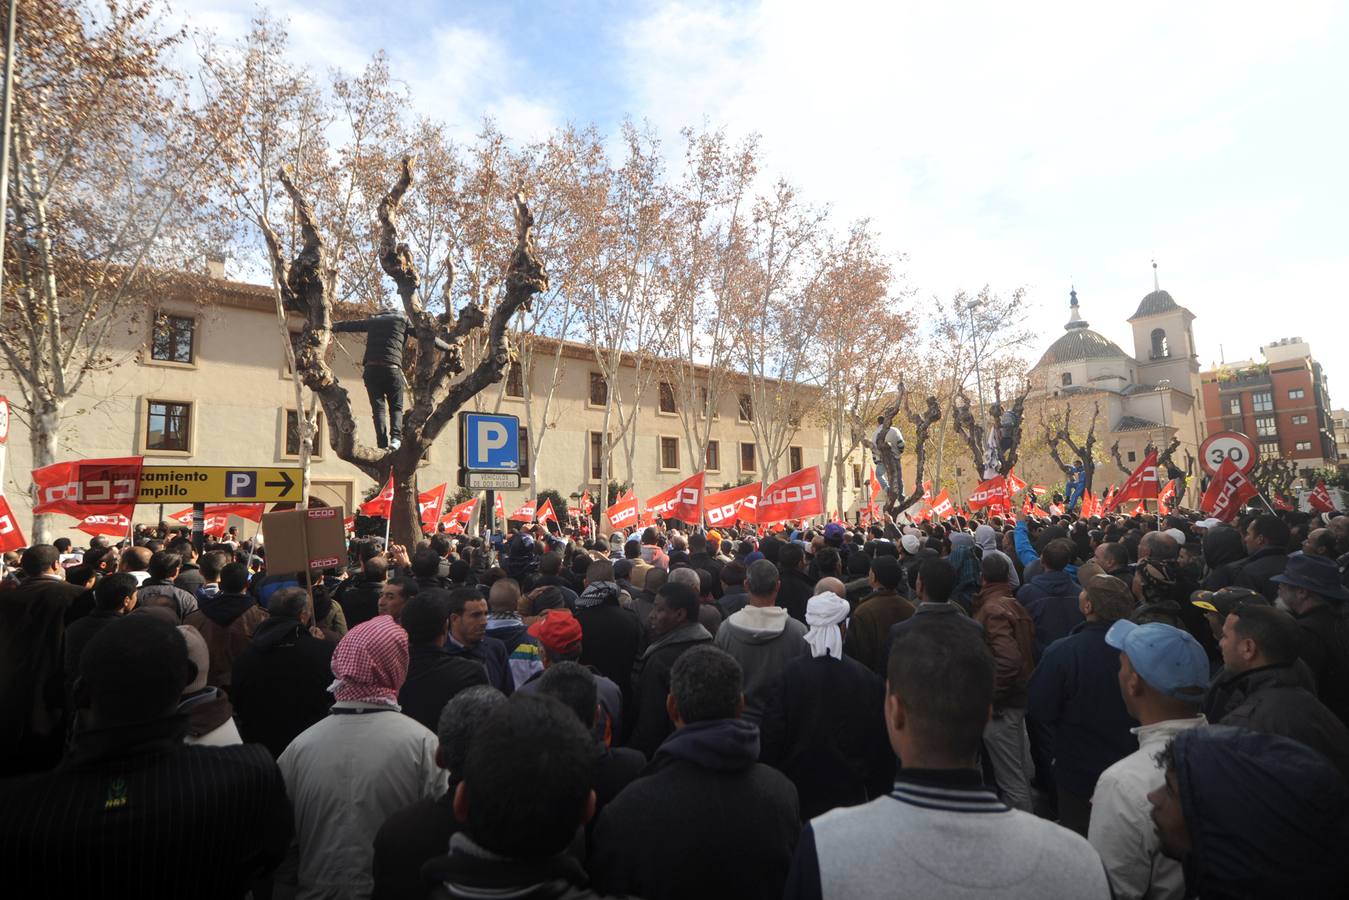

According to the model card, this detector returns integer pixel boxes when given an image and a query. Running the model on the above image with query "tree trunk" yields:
[389,463,421,548]
[28,397,62,544]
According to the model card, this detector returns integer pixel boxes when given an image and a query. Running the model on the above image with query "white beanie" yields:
[901,534,921,555]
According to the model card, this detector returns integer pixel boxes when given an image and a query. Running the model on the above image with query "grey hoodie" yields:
[975,524,1020,589]
[714,605,809,722]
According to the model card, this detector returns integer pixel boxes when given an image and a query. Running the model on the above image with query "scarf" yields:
[577,580,618,609]
[804,591,850,659]
[328,614,409,706]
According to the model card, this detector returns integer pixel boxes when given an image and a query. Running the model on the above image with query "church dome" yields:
[1130,289,1178,320]
[1032,287,1130,369]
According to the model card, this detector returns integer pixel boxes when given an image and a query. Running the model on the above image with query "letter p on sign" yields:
[479,422,508,454]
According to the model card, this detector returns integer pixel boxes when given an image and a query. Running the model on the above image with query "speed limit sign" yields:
[1200,431,1257,477]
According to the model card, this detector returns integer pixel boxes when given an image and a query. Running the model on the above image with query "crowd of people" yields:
[3,500,1349,898]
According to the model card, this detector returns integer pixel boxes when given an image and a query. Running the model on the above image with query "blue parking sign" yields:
[460,412,520,472]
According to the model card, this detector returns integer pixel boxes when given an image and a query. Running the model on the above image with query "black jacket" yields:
[0,714,292,898]
[575,599,643,710]
[626,622,713,758]
[1201,526,1247,591]
[1203,662,1349,783]
[688,552,725,598]
[174,562,206,595]
[1233,546,1288,601]
[759,653,894,820]
[335,577,384,628]
[590,718,800,900]
[372,792,459,900]
[1293,604,1349,727]
[777,567,815,623]
[400,643,491,732]
[333,312,410,366]
[446,635,514,695]
[716,585,749,619]
[425,835,619,900]
[229,616,335,757]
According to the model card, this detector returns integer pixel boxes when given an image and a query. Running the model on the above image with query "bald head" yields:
[488,578,522,614]
[1138,531,1179,562]
[814,576,846,597]
[119,546,151,573]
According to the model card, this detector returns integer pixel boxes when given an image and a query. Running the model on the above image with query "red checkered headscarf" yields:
[329,615,409,706]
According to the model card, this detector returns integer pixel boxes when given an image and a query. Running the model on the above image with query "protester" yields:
[1235,514,1290,600]
[716,559,750,618]
[336,554,388,627]
[715,558,810,720]
[1088,621,1209,900]
[137,551,203,623]
[627,580,713,757]
[194,561,268,688]
[63,572,139,700]
[591,646,800,900]
[0,615,293,897]
[842,555,915,675]
[776,541,814,622]
[521,608,624,743]
[230,587,336,758]
[1271,551,1349,725]
[785,617,1110,899]
[371,685,506,900]
[377,574,418,622]
[1027,573,1138,835]
[444,585,514,693]
[484,577,544,687]
[398,590,491,732]
[277,616,445,898]
[975,522,1020,589]
[574,558,643,707]
[176,624,243,745]
[1017,537,1084,659]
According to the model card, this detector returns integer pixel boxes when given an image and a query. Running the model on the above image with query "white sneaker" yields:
[389,438,401,450]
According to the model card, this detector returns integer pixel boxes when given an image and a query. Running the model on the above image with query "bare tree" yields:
[873,383,942,517]
[1044,401,1101,494]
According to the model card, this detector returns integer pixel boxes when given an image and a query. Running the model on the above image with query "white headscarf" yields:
[804,591,851,659]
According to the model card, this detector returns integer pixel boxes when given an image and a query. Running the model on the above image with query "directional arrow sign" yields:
[138,466,304,503]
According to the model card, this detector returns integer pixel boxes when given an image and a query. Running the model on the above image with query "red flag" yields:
[1005,468,1027,495]
[1106,451,1160,511]
[537,498,558,525]
[968,476,1008,512]
[1158,479,1177,516]
[1104,484,1118,511]
[508,500,536,523]
[580,491,594,515]
[360,476,395,517]
[1022,493,1034,516]
[757,466,825,524]
[1031,485,1048,496]
[705,482,760,527]
[921,481,933,502]
[493,494,505,520]
[74,457,144,506]
[1273,494,1295,512]
[830,510,844,525]
[606,490,639,531]
[0,495,27,552]
[74,512,132,538]
[1309,480,1338,514]
[1084,491,1099,518]
[167,503,265,528]
[167,507,195,526]
[868,468,883,506]
[646,472,705,524]
[1200,459,1260,523]
[343,515,355,532]
[1131,500,1147,516]
[443,497,479,526]
[929,489,956,519]
[32,459,129,518]
[418,483,448,533]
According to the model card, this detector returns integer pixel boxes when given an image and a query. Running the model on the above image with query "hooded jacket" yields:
[626,622,712,757]
[971,583,1035,709]
[574,586,644,708]
[1233,545,1288,602]
[196,591,269,688]
[1201,526,1247,590]
[1170,725,1349,899]
[714,605,809,722]
[425,833,617,900]
[589,718,800,900]
[975,525,1020,589]
[229,616,335,758]
[399,642,491,733]
[1016,569,1085,661]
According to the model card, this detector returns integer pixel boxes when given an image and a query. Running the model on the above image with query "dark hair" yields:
[696,568,715,597]
[688,532,707,553]
[219,562,250,594]
[1231,603,1301,665]
[269,586,309,619]
[80,615,191,723]
[917,558,956,602]
[148,551,182,579]
[20,544,59,577]
[624,541,642,560]
[720,560,746,586]
[657,580,700,622]
[447,585,486,618]
[779,542,805,571]
[362,555,389,581]
[1248,515,1290,549]
[462,694,595,857]
[888,618,994,759]
[586,559,615,583]
[385,575,419,602]
[870,555,902,590]
[168,537,195,559]
[412,547,443,578]
[1098,542,1129,571]
[536,661,599,728]
[402,590,451,644]
[429,534,451,556]
[53,537,72,553]
[65,564,94,585]
[815,547,841,576]
[670,645,742,723]
[198,551,228,582]
[980,553,1010,584]
[437,685,507,776]
[1041,538,1075,571]
[93,573,139,611]
[539,552,563,576]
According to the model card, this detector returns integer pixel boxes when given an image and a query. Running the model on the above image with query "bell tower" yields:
[1129,262,1198,390]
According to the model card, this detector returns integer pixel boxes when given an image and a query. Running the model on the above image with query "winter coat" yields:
[334,577,384,628]
[1233,546,1288,601]
[575,592,644,709]
[178,687,243,746]
[626,622,713,758]
[137,578,201,623]
[1169,725,1349,899]
[372,793,458,900]
[975,525,1020,589]
[399,643,491,733]
[716,585,750,619]
[1026,620,1136,799]
[1203,662,1349,783]
[174,563,206,596]
[425,834,619,900]
[1293,604,1349,727]
[759,652,894,821]
[1201,526,1247,591]
[229,616,335,758]
[714,605,809,721]
[776,567,815,623]
[196,591,269,688]
[972,583,1035,710]
[688,551,725,597]
[1016,569,1086,661]
[332,311,410,366]
[446,635,514,695]
[589,718,800,900]
[842,589,915,676]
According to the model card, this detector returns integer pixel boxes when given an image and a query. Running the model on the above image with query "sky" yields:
[180,0,1349,398]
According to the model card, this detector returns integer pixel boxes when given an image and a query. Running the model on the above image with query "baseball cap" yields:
[527,609,583,655]
[1190,586,1264,618]
[1105,620,1209,703]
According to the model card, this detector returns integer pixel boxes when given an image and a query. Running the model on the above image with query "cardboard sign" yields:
[261,504,347,574]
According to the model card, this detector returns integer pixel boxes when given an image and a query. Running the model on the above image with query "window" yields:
[284,409,324,458]
[740,442,756,472]
[505,361,525,398]
[1061,372,1073,387]
[660,436,680,471]
[852,464,863,489]
[698,386,718,419]
[1295,441,1312,452]
[518,427,529,477]
[150,314,195,364]
[1259,442,1280,460]
[1150,328,1169,359]
[1289,388,1305,400]
[1292,415,1309,426]
[1256,416,1277,437]
[1227,397,1241,416]
[789,446,803,472]
[705,440,721,472]
[1252,391,1273,412]
[1127,450,1137,463]
[282,329,303,375]
[145,400,191,453]
[738,393,753,422]
[589,372,608,407]
[590,432,604,480]
[658,382,677,414]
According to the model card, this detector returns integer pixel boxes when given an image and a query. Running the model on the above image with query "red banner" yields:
[443,497,478,527]
[968,476,1008,512]
[1309,480,1338,514]
[704,482,760,527]
[1158,479,1177,516]
[1080,491,1096,518]
[1005,468,1027,495]
[1273,494,1295,512]
[580,491,593,515]
[929,489,956,519]
[606,490,639,531]
[418,483,448,533]
[757,466,824,524]
[360,477,395,518]
[537,498,558,525]
[1131,500,1147,516]
[494,494,505,521]
[1200,458,1259,522]
[1106,451,1160,511]
[509,500,536,523]
[0,495,27,552]
[168,503,266,527]
[1032,485,1048,496]
[646,471,705,524]
[33,457,143,518]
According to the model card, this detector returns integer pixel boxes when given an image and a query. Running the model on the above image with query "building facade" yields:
[1333,409,1349,467]
[0,274,868,540]
[1199,337,1338,481]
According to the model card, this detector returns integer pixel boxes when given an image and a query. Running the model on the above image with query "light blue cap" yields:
[1106,620,1209,703]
